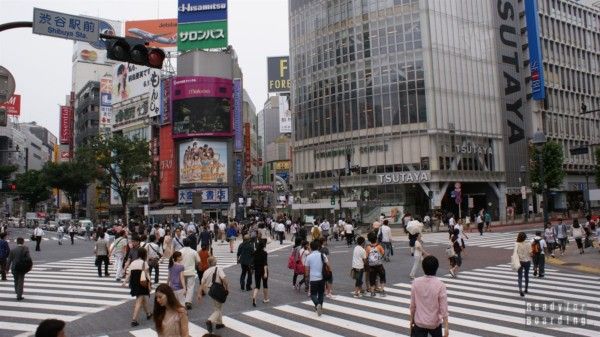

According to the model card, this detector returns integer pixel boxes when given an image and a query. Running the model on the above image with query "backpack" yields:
[367,245,383,266]
[288,248,297,270]
[531,239,541,254]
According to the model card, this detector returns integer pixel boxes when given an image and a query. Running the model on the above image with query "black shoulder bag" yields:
[208,267,228,303]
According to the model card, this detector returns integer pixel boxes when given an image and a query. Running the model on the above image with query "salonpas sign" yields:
[178,20,228,51]
[377,171,430,184]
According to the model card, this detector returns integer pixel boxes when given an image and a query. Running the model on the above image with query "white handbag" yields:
[511,245,521,271]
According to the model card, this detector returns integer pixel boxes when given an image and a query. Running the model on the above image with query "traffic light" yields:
[330,195,336,206]
[106,37,165,69]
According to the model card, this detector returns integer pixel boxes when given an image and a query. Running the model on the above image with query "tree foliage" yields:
[529,141,566,194]
[43,160,95,216]
[78,134,152,224]
[15,169,51,209]
[0,164,17,182]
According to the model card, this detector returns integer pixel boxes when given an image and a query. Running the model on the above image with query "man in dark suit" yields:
[0,232,10,280]
[6,237,31,301]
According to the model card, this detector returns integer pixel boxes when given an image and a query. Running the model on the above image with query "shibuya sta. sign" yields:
[377,171,429,184]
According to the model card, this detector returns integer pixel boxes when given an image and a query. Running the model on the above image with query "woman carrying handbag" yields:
[122,247,152,327]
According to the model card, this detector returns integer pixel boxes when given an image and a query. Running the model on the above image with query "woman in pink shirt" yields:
[409,255,449,337]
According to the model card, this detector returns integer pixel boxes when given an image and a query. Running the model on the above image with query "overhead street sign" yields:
[569,147,589,155]
[32,8,100,43]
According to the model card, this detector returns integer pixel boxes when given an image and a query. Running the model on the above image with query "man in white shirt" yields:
[57,224,65,245]
[180,238,200,309]
[351,236,367,297]
[320,219,331,242]
[378,220,393,262]
[172,227,186,252]
[304,240,331,316]
[276,221,286,244]
[218,221,227,243]
[33,225,44,252]
[344,221,354,247]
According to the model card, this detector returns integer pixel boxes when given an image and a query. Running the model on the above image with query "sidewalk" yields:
[546,241,600,275]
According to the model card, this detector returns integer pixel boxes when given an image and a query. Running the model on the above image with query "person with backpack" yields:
[543,222,556,258]
[304,239,331,316]
[366,231,386,297]
[6,237,32,301]
[448,234,462,278]
[530,231,546,278]
[553,219,568,256]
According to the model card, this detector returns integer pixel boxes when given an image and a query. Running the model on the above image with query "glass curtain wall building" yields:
[290,0,510,222]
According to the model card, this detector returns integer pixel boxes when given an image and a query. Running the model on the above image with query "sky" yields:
[0,0,289,137]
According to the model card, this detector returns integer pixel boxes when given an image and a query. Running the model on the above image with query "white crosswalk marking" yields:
[119,263,599,337]
[398,230,537,250]
[0,239,292,337]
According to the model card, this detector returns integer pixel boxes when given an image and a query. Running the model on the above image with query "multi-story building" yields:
[529,0,600,212]
[75,81,100,147]
[290,0,516,221]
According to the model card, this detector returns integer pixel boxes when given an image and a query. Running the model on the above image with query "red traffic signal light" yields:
[106,37,165,69]
[9,183,16,191]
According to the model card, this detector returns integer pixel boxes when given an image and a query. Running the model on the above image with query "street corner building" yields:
[288,0,600,222]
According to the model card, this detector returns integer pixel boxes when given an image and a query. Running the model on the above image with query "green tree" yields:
[15,169,51,210]
[78,134,152,225]
[529,141,566,194]
[0,164,17,182]
[43,160,95,216]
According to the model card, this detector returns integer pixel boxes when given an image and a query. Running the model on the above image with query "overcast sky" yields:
[0,0,289,137]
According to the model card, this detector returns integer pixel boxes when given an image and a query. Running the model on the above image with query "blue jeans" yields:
[310,280,325,307]
[518,261,530,293]
[382,242,393,259]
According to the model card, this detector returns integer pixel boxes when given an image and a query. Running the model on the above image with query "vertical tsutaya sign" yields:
[59,106,72,144]
[177,0,228,52]
[99,77,112,128]
[496,0,529,188]
[524,0,545,100]
[233,78,243,152]
[267,56,290,93]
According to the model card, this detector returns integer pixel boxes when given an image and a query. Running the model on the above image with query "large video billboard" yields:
[179,139,228,185]
[171,76,233,137]
[125,19,177,48]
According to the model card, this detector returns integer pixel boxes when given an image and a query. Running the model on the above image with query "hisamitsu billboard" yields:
[178,0,228,23]
[267,56,290,93]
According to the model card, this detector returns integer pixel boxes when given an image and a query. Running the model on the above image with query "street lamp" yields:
[531,130,548,226]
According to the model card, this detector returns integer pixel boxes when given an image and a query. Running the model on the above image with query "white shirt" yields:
[530,237,547,254]
[218,222,226,232]
[201,266,226,288]
[276,222,285,232]
[454,224,464,237]
[286,220,291,226]
[147,242,162,259]
[476,215,482,224]
[209,222,215,232]
[180,247,200,276]
[379,225,392,242]
[344,223,354,234]
[157,228,165,238]
[57,226,64,234]
[34,227,44,236]
[352,245,366,269]
[320,221,330,232]
[338,219,345,227]
[449,217,456,227]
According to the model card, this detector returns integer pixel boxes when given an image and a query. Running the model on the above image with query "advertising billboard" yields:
[280,109,292,133]
[125,19,177,48]
[179,139,228,185]
[171,76,233,137]
[178,20,228,52]
[525,0,545,100]
[112,63,161,108]
[0,94,20,116]
[233,78,243,152]
[178,187,228,204]
[71,18,121,64]
[161,77,173,125]
[177,0,228,23]
[112,99,148,130]
[99,77,112,128]
[159,126,177,201]
[267,56,290,93]
[59,106,72,144]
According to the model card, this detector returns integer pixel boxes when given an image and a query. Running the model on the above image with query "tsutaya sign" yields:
[377,171,430,184]
[441,143,493,156]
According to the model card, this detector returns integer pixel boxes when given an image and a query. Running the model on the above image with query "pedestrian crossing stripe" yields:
[0,239,293,337]
[401,230,538,250]
[120,263,599,337]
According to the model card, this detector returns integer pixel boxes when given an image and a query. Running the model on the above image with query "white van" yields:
[78,219,94,235]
